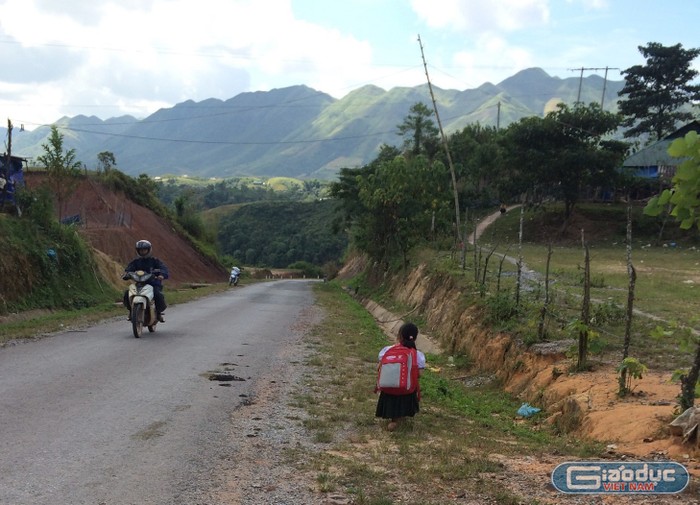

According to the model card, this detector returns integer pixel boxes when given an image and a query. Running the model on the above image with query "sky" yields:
[1,0,699,131]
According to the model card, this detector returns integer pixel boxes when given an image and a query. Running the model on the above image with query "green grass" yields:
[413,203,700,373]
[0,282,230,343]
[286,281,604,504]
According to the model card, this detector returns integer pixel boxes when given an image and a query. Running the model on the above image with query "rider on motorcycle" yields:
[229,266,241,285]
[122,239,169,322]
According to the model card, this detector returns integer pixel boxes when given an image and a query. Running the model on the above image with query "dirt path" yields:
[471,205,698,334]
[468,204,521,245]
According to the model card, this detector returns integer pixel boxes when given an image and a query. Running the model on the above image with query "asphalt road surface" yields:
[0,279,320,505]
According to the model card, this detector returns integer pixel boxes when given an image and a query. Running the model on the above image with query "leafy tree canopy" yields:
[397,102,440,158]
[217,200,347,268]
[618,42,700,142]
[97,151,116,172]
[645,131,700,230]
[36,125,83,221]
[503,103,625,218]
[449,124,506,206]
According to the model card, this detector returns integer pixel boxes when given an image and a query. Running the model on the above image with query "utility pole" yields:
[600,66,620,109]
[417,34,461,237]
[496,101,501,129]
[1,119,12,212]
[6,118,12,161]
[569,67,612,104]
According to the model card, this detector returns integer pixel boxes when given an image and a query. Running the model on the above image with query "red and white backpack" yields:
[376,344,419,395]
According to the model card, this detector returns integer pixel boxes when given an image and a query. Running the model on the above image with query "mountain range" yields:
[4,67,624,180]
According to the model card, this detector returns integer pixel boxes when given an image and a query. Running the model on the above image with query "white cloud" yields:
[451,34,534,86]
[0,0,693,130]
[0,0,378,126]
[572,0,609,10]
[410,0,550,32]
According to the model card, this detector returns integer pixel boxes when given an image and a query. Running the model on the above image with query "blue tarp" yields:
[0,156,26,205]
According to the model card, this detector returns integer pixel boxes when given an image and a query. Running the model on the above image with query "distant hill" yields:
[6,68,624,180]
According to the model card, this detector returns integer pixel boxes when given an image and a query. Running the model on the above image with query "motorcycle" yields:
[229,269,240,286]
[124,269,159,338]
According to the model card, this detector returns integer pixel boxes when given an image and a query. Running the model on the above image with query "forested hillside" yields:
[216,199,347,269]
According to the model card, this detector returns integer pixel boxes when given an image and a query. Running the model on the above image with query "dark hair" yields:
[398,322,418,349]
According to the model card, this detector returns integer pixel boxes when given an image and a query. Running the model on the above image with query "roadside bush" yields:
[483,292,521,327]
[0,214,118,312]
[15,185,54,228]
[288,260,322,278]
[591,299,626,325]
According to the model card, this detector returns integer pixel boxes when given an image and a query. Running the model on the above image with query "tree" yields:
[503,103,626,219]
[618,42,700,142]
[36,125,83,222]
[448,124,505,206]
[330,148,450,268]
[397,102,440,158]
[97,151,116,172]
[645,131,700,230]
[645,131,700,409]
[355,155,443,267]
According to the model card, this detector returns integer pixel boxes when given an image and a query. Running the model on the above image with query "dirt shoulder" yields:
[209,304,333,505]
[210,284,698,504]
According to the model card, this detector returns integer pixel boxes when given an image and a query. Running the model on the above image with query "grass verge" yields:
[0,282,230,344]
[293,281,604,504]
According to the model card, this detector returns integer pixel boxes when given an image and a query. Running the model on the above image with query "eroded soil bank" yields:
[340,255,700,476]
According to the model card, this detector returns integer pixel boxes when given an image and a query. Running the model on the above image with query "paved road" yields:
[0,279,319,505]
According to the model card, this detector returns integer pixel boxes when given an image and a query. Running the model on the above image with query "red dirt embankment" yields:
[24,173,227,287]
[340,254,700,479]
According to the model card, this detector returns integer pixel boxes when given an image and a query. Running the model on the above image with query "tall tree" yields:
[330,147,449,268]
[36,125,83,222]
[355,154,442,267]
[329,145,399,237]
[449,124,505,205]
[504,103,626,219]
[618,42,700,142]
[97,151,116,172]
[397,102,440,158]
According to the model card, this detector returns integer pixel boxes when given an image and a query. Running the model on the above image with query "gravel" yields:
[202,304,345,505]
[180,305,698,505]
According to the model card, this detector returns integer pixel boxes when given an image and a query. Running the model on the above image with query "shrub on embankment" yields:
[0,212,118,315]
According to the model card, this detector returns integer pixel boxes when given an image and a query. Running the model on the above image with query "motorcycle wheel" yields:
[131,305,144,338]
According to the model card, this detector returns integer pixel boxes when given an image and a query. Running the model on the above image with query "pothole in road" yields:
[208,372,246,382]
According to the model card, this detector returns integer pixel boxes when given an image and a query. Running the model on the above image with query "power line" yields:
[568,66,620,107]
[61,125,399,146]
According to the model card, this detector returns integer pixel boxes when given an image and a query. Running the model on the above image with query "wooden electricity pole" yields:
[1,119,12,211]
[569,66,618,107]
[417,35,462,240]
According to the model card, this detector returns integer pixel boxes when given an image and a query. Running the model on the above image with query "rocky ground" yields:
[205,304,346,505]
[189,301,699,505]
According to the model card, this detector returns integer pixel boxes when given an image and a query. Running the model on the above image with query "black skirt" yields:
[375,391,420,419]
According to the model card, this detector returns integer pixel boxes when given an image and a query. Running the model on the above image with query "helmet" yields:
[135,239,152,257]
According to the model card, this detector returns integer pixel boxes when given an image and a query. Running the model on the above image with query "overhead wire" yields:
[4,36,613,148]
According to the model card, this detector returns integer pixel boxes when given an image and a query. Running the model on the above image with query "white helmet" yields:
[136,239,152,257]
